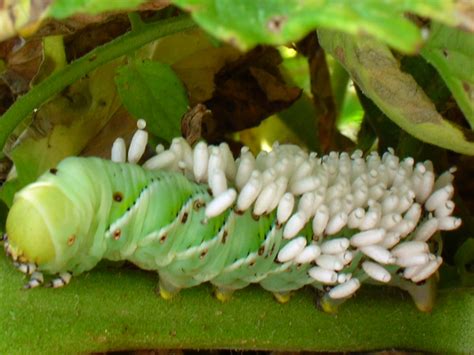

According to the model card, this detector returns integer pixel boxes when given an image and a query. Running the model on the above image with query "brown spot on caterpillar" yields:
[113,192,123,202]
[160,234,167,244]
[181,212,188,224]
[207,188,213,196]
[267,15,287,33]
[249,260,256,267]
[67,235,76,246]
[222,230,228,244]
[258,246,265,256]
[200,249,208,259]
[113,229,121,240]
[49,168,58,175]
[251,213,260,221]
[193,200,204,211]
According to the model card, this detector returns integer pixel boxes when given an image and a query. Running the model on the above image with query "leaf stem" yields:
[0,15,196,153]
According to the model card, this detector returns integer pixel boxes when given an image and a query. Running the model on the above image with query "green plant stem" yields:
[0,15,196,153]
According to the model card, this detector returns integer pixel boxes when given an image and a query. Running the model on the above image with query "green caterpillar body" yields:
[6,157,313,295]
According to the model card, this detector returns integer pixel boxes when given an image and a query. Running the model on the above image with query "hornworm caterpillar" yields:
[3,120,461,309]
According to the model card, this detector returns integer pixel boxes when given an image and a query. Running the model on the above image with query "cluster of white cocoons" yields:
[112,120,461,299]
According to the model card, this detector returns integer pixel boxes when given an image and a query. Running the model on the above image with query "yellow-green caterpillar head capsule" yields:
[6,180,82,271]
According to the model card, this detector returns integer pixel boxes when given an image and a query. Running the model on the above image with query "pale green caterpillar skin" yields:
[6,157,314,294]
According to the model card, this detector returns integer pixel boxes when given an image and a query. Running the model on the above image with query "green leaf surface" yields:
[421,22,474,128]
[319,29,474,155]
[0,61,122,207]
[0,255,473,353]
[115,60,189,142]
[49,0,147,18]
[173,0,459,53]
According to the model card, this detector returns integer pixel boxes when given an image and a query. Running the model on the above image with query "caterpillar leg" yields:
[157,278,181,300]
[45,272,72,288]
[214,287,234,302]
[272,291,292,304]
[24,272,44,289]
[13,261,37,275]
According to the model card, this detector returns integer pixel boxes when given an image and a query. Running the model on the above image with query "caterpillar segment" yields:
[3,120,461,312]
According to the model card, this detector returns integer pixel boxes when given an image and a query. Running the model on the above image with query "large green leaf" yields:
[115,60,189,142]
[0,254,473,353]
[319,29,474,155]
[48,0,147,18]
[173,0,460,53]
[421,22,474,129]
[0,60,122,207]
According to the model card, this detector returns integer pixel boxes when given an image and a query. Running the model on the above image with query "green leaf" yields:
[0,61,122,207]
[48,0,147,18]
[0,254,473,353]
[421,22,474,129]
[319,29,474,155]
[115,60,189,142]
[173,0,459,53]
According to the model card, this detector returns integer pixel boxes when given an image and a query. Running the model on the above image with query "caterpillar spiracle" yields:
[3,119,461,308]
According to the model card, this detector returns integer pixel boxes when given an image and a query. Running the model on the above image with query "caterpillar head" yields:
[6,180,82,271]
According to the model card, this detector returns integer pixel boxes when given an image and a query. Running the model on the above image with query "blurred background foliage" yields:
[0,0,473,353]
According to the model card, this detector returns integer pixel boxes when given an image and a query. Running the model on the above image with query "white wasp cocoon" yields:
[268,176,288,213]
[350,228,386,247]
[155,144,165,154]
[336,251,353,265]
[236,171,262,211]
[320,238,350,255]
[308,266,338,284]
[437,216,462,231]
[391,241,429,258]
[396,253,431,268]
[360,245,395,264]
[404,203,422,224]
[382,195,399,214]
[414,218,438,241]
[348,208,365,229]
[325,212,348,235]
[205,188,237,218]
[253,182,277,216]
[111,138,127,163]
[298,192,316,218]
[425,184,454,211]
[219,142,236,180]
[434,168,455,191]
[328,278,360,299]
[283,211,307,239]
[294,244,321,264]
[128,129,148,164]
[143,150,176,170]
[434,200,455,218]
[379,232,401,249]
[380,213,402,230]
[312,205,330,237]
[207,147,225,179]
[368,183,386,201]
[290,176,321,195]
[289,161,313,185]
[415,171,435,203]
[193,141,208,182]
[362,261,391,283]
[235,152,256,190]
[410,256,443,282]
[277,193,295,225]
[277,236,307,262]
[209,169,227,196]
[403,264,424,279]
[316,254,344,271]
[136,118,147,130]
